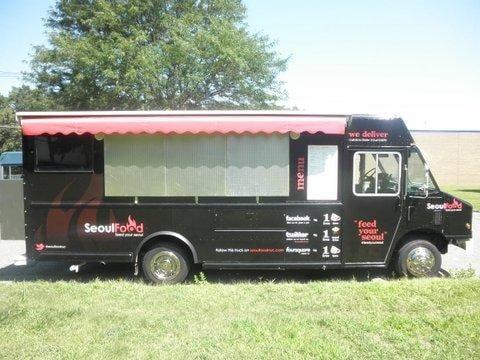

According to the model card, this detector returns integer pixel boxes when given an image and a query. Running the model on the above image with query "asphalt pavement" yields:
[441,212,480,275]
[1,213,479,282]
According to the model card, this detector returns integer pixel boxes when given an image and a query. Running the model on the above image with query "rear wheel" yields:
[395,240,441,277]
[142,244,190,284]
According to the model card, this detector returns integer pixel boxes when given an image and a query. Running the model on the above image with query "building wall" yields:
[412,131,480,188]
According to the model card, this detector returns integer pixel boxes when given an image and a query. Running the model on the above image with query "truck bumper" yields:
[450,238,469,250]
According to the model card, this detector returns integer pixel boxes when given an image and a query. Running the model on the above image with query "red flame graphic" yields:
[128,215,137,227]
[35,243,45,251]
[127,215,137,232]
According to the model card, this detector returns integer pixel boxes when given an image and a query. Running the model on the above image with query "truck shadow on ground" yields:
[0,261,451,283]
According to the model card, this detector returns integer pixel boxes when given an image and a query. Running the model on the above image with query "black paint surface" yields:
[22,116,473,269]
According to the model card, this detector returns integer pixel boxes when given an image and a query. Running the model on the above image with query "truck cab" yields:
[343,116,472,276]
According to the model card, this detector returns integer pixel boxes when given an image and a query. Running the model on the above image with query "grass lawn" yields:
[442,187,480,210]
[1,278,480,359]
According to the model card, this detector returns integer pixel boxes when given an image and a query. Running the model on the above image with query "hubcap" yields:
[406,247,436,277]
[150,251,181,281]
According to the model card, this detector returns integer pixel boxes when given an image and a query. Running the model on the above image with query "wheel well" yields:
[394,230,449,255]
[136,234,197,265]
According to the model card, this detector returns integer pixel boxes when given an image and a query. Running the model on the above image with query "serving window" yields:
[104,134,289,197]
[34,135,93,172]
[353,151,401,196]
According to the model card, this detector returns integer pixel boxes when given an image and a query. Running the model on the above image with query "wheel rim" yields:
[150,251,181,281]
[406,246,436,277]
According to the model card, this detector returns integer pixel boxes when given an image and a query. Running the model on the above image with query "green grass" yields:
[1,278,480,359]
[442,187,480,210]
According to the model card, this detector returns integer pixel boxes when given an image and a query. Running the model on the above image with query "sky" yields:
[0,0,479,130]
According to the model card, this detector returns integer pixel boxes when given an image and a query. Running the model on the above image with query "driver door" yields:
[343,150,405,264]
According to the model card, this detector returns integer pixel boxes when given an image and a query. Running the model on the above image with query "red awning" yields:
[18,111,347,136]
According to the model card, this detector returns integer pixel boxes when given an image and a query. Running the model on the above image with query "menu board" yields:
[307,145,338,200]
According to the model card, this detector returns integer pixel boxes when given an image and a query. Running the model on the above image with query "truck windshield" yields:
[407,148,438,195]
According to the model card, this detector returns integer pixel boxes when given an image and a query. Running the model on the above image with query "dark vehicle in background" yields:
[17,111,472,283]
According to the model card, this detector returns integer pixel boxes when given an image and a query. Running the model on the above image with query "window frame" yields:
[352,151,402,197]
[34,135,94,173]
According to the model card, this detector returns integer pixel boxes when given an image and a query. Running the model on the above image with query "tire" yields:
[395,239,441,277]
[142,244,190,284]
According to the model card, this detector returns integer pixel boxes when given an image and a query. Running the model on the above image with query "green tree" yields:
[0,95,18,153]
[27,0,288,110]
[0,86,58,153]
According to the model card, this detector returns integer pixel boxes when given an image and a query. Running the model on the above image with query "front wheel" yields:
[395,240,441,277]
[142,244,190,284]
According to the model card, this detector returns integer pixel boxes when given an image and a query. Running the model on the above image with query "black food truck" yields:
[17,111,472,284]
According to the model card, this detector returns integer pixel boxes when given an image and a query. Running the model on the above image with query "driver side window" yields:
[353,152,401,196]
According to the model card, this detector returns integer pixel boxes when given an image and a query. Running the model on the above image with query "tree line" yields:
[1,0,288,153]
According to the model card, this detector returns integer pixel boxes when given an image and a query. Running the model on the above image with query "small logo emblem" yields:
[35,243,45,251]
[331,213,341,222]
[330,246,341,255]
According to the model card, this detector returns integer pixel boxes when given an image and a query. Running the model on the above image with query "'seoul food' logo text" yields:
[84,215,144,237]
[426,199,463,212]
